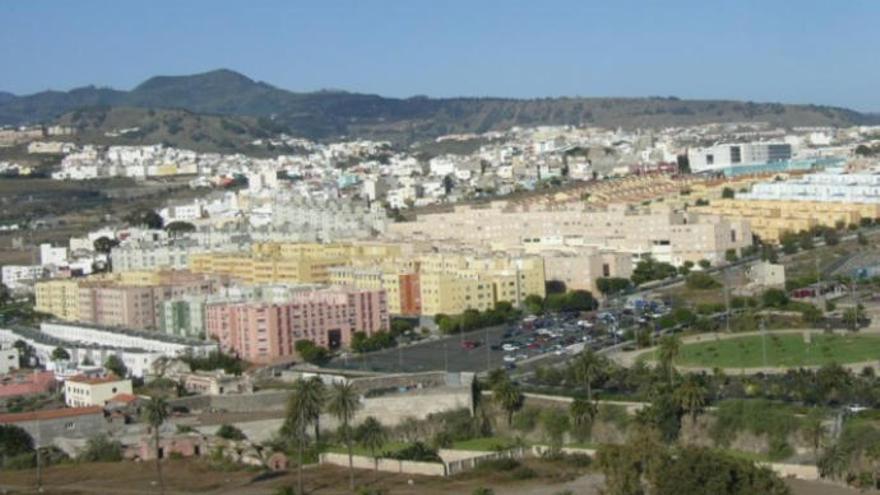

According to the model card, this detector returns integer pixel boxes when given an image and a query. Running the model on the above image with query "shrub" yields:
[511,466,538,480]
[3,452,35,469]
[79,434,123,462]
[512,406,541,432]
[476,457,520,472]
[472,488,494,495]
[216,424,247,441]
[384,442,442,463]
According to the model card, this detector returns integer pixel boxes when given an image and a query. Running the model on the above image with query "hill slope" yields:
[1,69,877,143]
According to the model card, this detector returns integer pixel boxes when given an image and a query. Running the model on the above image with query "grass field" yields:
[663,333,880,368]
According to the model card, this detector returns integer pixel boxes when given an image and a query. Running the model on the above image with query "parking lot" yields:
[326,301,672,375]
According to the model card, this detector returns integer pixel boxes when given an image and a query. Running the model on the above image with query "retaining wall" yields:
[319,452,446,476]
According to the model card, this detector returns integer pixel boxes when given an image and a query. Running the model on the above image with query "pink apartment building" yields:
[205,287,388,364]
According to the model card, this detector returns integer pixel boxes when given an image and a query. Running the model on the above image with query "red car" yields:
[460,340,481,349]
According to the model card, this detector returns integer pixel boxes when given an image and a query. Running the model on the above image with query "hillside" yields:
[1,69,877,143]
[54,107,290,154]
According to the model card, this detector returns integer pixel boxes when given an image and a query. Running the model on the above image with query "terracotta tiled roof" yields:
[0,406,103,423]
[67,374,124,385]
[108,393,138,403]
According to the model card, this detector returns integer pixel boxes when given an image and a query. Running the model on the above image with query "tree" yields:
[523,294,544,314]
[164,221,196,237]
[698,259,711,270]
[572,350,604,402]
[51,346,70,361]
[651,446,790,495]
[658,335,681,385]
[843,305,866,330]
[823,228,840,246]
[285,378,326,494]
[721,187,735,199]
[858,231,868,246]
[13,340,35,368]
[540,408,570,453]
[0,424,34,465]
[800,410,827,464]
[596,444,644,495]
[104,355,128,378]
[570,397,597,441]
[80,434,123,462]
[685,272,720,290]
[125,209,164,229]
[355,416,387,474]
[92,236,120,254]
[143,397,170,495]
[674,376,706,426]
[294,340,330,365]
[724,248,738,263]
[493,378,523,426]
[761,288,789,308]
[326,381,362,491]
[818,443,850,481]
[216,424,246,441]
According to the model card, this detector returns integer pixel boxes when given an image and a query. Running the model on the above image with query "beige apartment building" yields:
[388,201,752,267]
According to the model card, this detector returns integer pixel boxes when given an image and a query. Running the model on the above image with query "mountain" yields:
[1,69,878,143]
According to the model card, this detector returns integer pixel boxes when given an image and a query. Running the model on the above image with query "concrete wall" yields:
[319,452,446,476]
[10,413,108,448]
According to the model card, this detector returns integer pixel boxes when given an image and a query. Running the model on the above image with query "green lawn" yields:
[662,333,880,368]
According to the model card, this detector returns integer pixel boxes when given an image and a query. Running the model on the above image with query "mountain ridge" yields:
[2,69,877,142]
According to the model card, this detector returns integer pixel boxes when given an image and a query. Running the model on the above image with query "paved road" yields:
[328,324,514,373]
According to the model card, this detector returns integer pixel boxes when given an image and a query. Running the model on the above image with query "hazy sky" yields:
[2,0,879,111]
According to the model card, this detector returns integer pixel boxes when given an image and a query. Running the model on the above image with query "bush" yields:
[216,424,247,441]
[511,466,538,480]
[686,272,721,290]
[472,488,494,495]
[476,457,520,472]
[384,442,442,462]
[512,406,541,432]
[3,452,35,469]
[79,434,123,462]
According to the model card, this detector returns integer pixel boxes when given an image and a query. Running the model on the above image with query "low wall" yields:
[319,452,446,477]
[168,390,289,414]
[761,462,820,481]
[445,447,529,476]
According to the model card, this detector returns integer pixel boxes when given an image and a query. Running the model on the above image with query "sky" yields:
[1,0,879,111]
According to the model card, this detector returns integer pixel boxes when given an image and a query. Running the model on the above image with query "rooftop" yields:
[67,374,126,385]
[0,406,104,423]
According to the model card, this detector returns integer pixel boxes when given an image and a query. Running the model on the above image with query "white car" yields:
[503,355,517,363]
[502,344,518,352]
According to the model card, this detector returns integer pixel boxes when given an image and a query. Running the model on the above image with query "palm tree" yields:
[658,335,681,385]
[144,397,170,495]
[572,350,604,402]
[286,378,326,495]
[674,376,706,427]
[355,416,387,474]
[326,382,362,491]
[800,411,827,464]
[866,443,880,489]
[818,444,850,481]
[493,378,523,427]
[570,397,598,427]
[307,377,326,444]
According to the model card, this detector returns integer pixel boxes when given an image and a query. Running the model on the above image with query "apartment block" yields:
[35,279,82,321]
[35,270,219,331]
[205,286,389,364]
[387,201,752,267]
[329,265,422,316]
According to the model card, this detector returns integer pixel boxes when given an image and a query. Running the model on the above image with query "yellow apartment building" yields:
[34,279,81,321]
[692,199,880,243]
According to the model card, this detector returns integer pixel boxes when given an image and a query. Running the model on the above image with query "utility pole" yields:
[761,317,768,369]
[36,417,42,493]
[485,325,491,372]
[443,341,448,372]
[723,266,731,333]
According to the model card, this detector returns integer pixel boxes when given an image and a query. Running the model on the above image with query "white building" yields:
[64,375,133,407]
[0,344,18,374]
[740,168,880,203]
[40,243,68,266]
[688,142,793,173]
[39,321,218,358]
[1,265,44,291]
